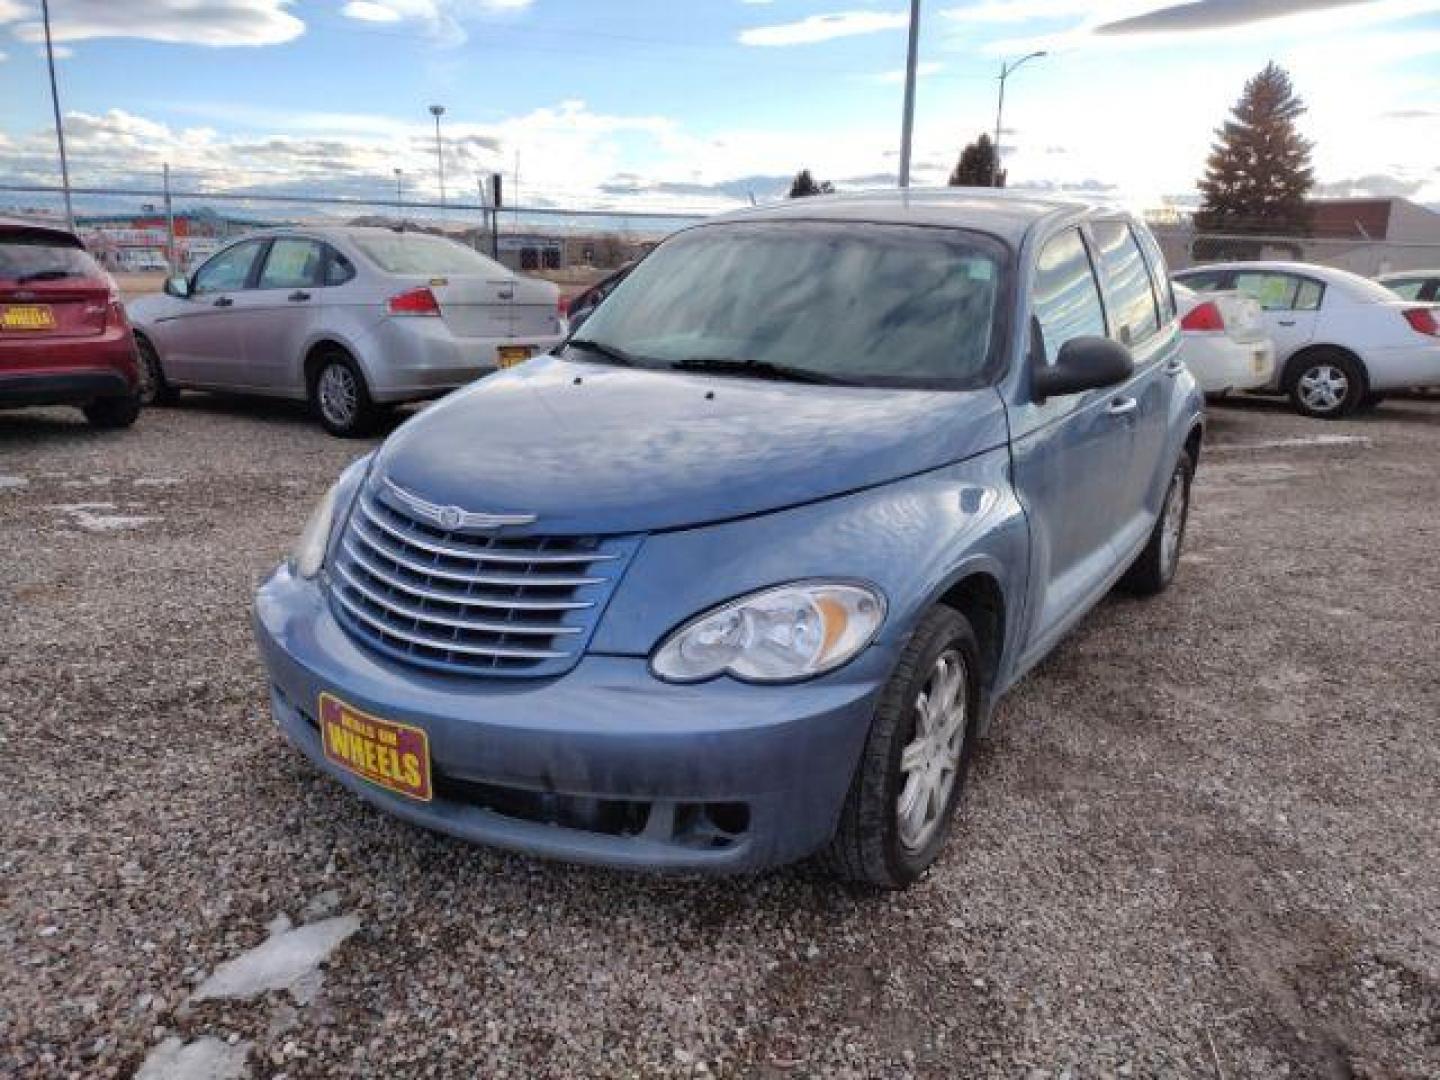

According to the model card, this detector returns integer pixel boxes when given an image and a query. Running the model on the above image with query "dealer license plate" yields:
[319,693,432,802]
[497,345,536,369]
[0,304,56,331]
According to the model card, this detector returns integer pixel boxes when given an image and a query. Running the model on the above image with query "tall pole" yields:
[394,167,404,221]
[897,0,921,189]
[992,51,1046,187]
[429,104,446,213]
[163,163,175,273]
[40,0,74,231]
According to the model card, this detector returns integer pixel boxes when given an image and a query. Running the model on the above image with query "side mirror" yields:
[163,274,191,299]
[1032,336,1133,400]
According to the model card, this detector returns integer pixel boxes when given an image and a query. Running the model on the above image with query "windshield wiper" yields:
[567,338,643,367]
[670,356,850,386]
[16,269,79,284]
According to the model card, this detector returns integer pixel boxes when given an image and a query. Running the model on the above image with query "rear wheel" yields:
[309,350,381,437]
[823,606,981,889]
[1288,350,1365,419]
[135,335,179,406]
[1120,449,1193,596]
[83,394,141,430]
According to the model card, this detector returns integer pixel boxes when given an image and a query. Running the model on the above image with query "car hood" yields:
[372,355,1008,535]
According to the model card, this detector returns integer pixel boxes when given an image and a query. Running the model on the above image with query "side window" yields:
[257,239,324,290]
[1133,223,1176,321]
[1091,220,1160,347]
[1386,279,1423,300]
[1175,269,1226,292]
[1295,278,1324,311]
[324,247,356,287]
[192,241,262,294]
[1031,228,1107,364]
[1233,271,1300,310]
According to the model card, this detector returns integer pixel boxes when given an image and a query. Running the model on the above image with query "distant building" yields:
[76,207,273,272]
[1304,197,1440,243]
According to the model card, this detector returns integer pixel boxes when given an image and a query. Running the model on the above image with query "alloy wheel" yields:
[1297,364,1349,414]
[896,650,968,852]
[1159,466,1188,581]
[318,363,359,429]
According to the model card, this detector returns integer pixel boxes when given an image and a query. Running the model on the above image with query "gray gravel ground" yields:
[2,392,1437,1079]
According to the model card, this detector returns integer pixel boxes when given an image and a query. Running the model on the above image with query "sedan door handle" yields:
[1164,357,1186,376]
[1108,396,1139,416]
[212,297,233,308]
[1277,319,1296,326]
[497,290,514,300]
[288,290,311,302]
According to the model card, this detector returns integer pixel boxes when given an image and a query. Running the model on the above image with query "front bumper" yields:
[253,565,886,873]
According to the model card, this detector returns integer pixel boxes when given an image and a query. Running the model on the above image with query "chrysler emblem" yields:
[383,478,537,530]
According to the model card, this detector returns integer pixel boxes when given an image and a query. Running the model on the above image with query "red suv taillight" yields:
[1402,307,1439,337]
[1180,300,1225,333]
[387,286,441,316]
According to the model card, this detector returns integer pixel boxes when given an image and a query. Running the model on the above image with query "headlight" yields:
[651,581,886,684]
[289,482,340,579]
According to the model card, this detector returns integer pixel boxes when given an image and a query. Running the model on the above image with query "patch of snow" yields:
[133,477,183,488]
[135,1036,251,1080]
[192,914,360,1005]
[0,475,27,490]
[46,502,156,532]
[1212,434,1373,452]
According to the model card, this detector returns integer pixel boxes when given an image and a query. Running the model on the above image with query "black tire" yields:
[823,606,982,889]
[1287,349,1366,419]
[308,350,381,437]
[82,394,141,430]
[1119,449,1194,596]
[135,335,180,406]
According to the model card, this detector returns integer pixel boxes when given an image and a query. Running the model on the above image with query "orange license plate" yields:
[319,693,432,801]
[0,304,56,331]
[497,345,535,369]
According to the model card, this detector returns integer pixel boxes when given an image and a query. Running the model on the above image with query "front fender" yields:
[589,446,1028,681]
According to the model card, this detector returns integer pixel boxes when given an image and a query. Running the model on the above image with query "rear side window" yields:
[257,238,324,289]
[193,241,264,294]
[1031,228,1107,364]
[1384,279,1423,300]
[1132,223,1176,321]
[353,233,506,276]
[324,247,356,286]
[1091,220,1160,347]
[0,233,103,285]
[1295,279,1324,310]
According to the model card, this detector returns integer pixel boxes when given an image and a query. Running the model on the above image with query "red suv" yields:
[0,219,142,429]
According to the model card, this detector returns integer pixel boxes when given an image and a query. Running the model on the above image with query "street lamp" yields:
[429,104,446,211]
[40,0,74,231]
[992,50,1047,187]
[394,168,404,217]
[897,0,921,189]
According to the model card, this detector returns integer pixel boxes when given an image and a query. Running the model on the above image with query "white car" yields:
[1172,261,1440,418]
[1173,282,1274,396]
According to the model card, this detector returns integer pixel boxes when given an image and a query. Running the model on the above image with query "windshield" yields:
[352,232,507,276]
[0,234,104,286]
[573,221,1008,388]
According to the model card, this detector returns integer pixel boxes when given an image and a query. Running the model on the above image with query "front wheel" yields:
[823,606,981,889]
[1119,449,1193,596]
[1289,351,1365,419]
[309,352,381,437]
[135,336,180,406]
[83,394,141,430]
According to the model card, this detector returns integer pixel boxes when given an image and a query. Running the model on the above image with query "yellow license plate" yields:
[319,693,432,802]
[0,304,56,331]
[497,345,535,369]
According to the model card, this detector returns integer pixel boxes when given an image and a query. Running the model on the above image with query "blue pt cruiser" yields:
[254,192,1204,888]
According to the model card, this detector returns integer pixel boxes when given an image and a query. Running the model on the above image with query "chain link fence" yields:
[1152,225,1440,277]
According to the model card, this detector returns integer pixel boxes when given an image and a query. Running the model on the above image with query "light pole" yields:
[40,0,74,231]
[897,0,921,189]
[429,104,446,211]
[394,168,404,218]
[993,51,1046,187]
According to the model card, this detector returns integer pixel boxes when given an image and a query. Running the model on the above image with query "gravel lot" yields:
[2,392,1437,1079]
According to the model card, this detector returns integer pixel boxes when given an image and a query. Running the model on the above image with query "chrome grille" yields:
[327,482,636,678]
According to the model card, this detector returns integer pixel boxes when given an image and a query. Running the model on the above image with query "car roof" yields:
[1179,260,1404,301]
[0,217,83,246]
[705,189,1126,247]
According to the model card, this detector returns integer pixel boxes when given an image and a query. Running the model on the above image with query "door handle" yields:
[212,297,233,308]
[1108,396,1138,416]
[1277,319,1296,326]
[497,290,514,300]
[288,291,311,302]
[1164,357,1186,376]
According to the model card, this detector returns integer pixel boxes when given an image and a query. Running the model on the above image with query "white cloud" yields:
[337,0,534,44]
[872,60,944,83]
[3,0,303,47]
[739,10,910,46]
[341,1,404,22]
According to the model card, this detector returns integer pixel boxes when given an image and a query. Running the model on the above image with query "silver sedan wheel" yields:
[1297,364,1349,413]
[317,363,359,429]
[1159,465,1188,580]
[896,650,968,852]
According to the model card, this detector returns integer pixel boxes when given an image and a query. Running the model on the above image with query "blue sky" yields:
[2,0,1438,214]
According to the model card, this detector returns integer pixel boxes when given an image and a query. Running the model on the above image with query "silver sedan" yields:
[127,226,565,435]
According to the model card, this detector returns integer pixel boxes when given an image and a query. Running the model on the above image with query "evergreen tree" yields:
[1195,62,1314,239]
[789,169,835,198]
[949,133,1004,188]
